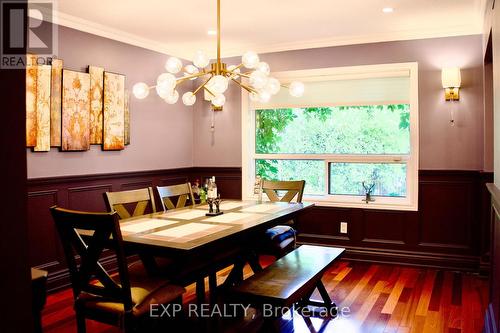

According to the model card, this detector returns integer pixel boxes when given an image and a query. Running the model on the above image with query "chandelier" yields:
[132,0,304,111]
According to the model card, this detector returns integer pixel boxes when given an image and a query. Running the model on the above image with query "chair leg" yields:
[75,311,86,333]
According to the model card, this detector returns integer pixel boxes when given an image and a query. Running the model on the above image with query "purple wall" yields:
[27,31,487,178]
[193,35,486,170]
[27,26,194,178]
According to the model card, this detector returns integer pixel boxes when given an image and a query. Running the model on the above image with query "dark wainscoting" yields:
[297,170,493,272]
[28,167,490,292]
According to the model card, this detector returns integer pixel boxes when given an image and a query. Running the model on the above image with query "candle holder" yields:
[206,195,224,216]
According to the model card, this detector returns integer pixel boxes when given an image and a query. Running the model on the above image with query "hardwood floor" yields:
[42,259,489,333]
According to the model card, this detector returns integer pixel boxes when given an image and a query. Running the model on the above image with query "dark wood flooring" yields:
[42,258,489,333]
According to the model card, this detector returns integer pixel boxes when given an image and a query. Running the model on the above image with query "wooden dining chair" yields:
[258,179,306,258]
[104,187,157,219]
[50,206,185,333]
[156,183,195,211]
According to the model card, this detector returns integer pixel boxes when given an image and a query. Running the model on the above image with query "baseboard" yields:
[297,240,480,272]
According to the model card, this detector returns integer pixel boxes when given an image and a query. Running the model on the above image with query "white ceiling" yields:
[54,0,486,60]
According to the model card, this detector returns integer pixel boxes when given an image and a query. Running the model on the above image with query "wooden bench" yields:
[230,245,345,318]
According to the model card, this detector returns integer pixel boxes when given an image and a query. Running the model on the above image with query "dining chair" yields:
[50,206,185,333]
[104,187,157,219]
[156,183,195,211]
[258,179,306,258]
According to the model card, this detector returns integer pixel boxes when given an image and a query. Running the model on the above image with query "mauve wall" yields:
[193,35,486,170]
[27,26,194,179]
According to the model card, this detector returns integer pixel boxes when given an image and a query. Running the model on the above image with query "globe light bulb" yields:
[209,75,229,94]
[165,57,183,74]
[156,73,176,91]
[259,90,272,103]
[132,82,149,99]
[249,70,268,89]
[184,64,199,79]
[164,90,179,104]
[227,65,240,79]
[265,77,281,95]
[256,62,270,75]
[182,92,197,106]
[156,84,171,99]
[242,51,259,69]
[211,94,226,107]
[289,81,305,97]
[193,50,210,68]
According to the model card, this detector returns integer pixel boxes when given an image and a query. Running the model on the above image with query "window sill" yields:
[303,195,417,211]
[244,193,417,211]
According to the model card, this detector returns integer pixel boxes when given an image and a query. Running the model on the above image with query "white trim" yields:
[47,10,188,58]
[241,62,419,211]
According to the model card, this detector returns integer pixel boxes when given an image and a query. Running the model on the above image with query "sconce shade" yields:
[441,67,461,88]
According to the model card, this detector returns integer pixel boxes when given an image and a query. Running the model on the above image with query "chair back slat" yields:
[157,183,195,211]
[50,206,133,311]
[104,188,156,219]
[259,179,305,203]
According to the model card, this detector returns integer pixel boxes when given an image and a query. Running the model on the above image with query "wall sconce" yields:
[441,67,461,101]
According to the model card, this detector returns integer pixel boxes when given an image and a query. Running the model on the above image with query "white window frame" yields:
[241,62,419,211]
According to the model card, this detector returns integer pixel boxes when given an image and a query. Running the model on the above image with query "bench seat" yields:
[230,245,345,313]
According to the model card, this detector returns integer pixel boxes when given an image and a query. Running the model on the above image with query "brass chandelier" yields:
[132,0,304,111]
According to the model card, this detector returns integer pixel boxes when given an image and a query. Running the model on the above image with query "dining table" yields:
[115,199,314,302]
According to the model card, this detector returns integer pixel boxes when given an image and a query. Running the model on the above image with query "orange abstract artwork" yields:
[103,72,125,150]
[50,59,63,147]
[26,54,37,147]
[89,66,104,144]
[61,70,91,151]
[34,65,51,152]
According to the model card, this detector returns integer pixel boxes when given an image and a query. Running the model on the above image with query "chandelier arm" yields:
[204,86,216,97]
[230,77,258,94]
[193,75,214,95]
[175,72,210,85]
[236,72,251,79]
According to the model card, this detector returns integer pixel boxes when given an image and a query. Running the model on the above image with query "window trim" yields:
[241,62,419,211]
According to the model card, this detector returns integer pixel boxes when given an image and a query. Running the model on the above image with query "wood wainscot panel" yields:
[361,209,407,246]
[27,190,61,267]
[296,206,351,244]
[191,167,242,199]
[67,184,112,211]
[418,171,476,254]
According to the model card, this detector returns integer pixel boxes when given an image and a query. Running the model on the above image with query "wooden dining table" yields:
[115,199,314,301]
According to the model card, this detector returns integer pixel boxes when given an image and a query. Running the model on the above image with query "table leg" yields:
[196,277,206,305]
[208,271,217,303]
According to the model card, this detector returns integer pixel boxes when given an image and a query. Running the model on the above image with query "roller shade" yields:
[251,72,410,109]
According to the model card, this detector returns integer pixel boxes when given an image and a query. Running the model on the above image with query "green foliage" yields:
[255,104,410,196]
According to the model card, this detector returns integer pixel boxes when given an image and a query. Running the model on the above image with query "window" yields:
[242,63,419,210]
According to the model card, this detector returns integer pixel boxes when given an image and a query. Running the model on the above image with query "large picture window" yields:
[242,63,419,210]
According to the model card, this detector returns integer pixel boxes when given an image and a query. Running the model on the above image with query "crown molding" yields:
[50,11,193,59]
[218,24,483,58]
[49,10,482,60]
